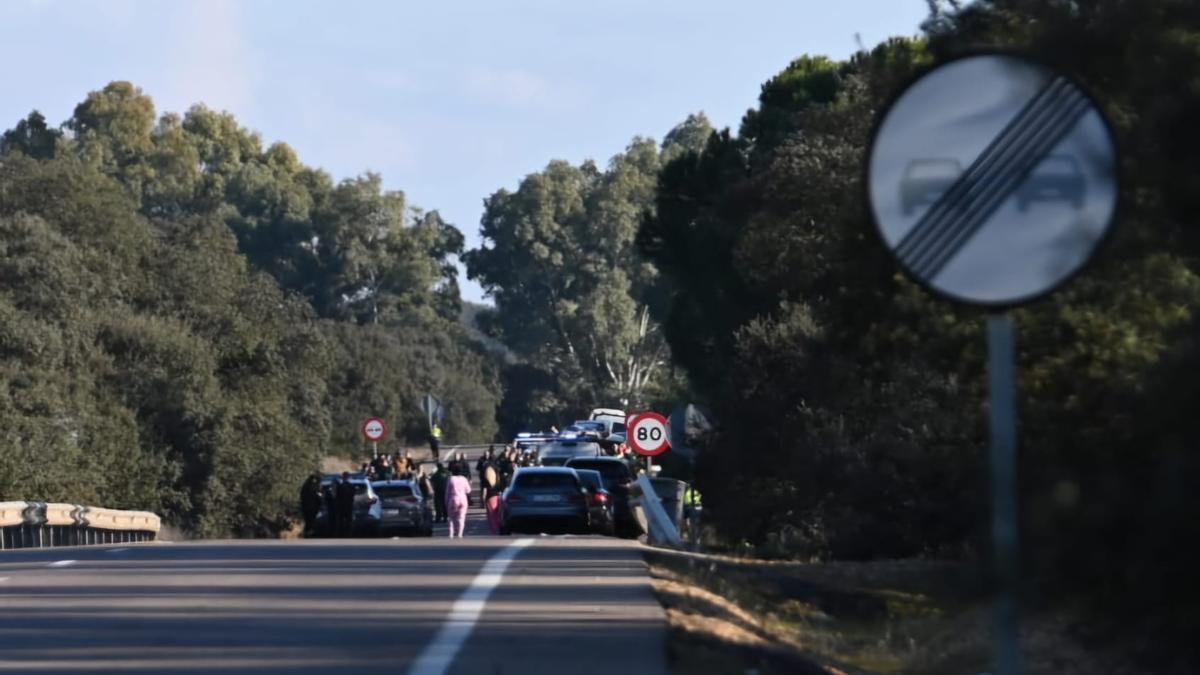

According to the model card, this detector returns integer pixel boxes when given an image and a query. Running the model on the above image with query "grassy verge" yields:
[645,547,1151,675]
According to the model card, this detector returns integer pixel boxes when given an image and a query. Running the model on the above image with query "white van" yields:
[589,408,627,439]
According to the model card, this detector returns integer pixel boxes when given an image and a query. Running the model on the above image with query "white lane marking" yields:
[106,548,128,554]
[47,560,76,568]
[408,538,535,675]
[0,577,9,583]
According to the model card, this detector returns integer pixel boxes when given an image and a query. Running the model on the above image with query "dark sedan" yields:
[573,468,615,537]
[564,457,640,538]
[500,467,590,535]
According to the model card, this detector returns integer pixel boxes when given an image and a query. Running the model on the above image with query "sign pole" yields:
[373,441,378,460]
[987,312,1023,675]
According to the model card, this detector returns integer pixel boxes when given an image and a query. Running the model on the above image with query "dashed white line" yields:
[106,548,128,554]
[407,538,535,675]
[0,577,9,583]
[47,560,76,568]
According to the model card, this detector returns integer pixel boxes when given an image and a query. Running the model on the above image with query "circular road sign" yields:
[361,417,388,443]
[867,53,1118,308]
[628,412,670,457]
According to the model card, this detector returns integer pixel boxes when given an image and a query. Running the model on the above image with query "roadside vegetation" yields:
[0,86,501,537]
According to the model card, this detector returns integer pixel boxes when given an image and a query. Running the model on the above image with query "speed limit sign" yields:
[628,412,670,457]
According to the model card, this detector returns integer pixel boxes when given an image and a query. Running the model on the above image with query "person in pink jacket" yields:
[445,468,471,537]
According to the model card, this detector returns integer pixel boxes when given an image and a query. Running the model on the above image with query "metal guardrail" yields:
[0,501,161,550]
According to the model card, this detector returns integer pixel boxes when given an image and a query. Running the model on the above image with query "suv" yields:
[372,480,434,537]
[500,467,590,535]
[564,457,640,537]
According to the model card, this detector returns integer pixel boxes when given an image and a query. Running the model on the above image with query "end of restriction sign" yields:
[866,52,1118,309]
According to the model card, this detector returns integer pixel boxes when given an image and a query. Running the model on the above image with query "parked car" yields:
[372,479,433,537]
[573,468,615,537]
[500,467,590,535]
[316,475,383,537]
[539,439,603,466]
[564,420,607,441]
[564,457,640,538]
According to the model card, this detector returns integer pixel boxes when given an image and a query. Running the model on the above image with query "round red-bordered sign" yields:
[361,417,388,443]
[628,412,670,457]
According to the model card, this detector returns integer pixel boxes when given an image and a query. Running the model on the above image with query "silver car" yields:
[372,480,434,537]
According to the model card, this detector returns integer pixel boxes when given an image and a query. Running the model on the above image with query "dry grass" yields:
[646,547,1154,675]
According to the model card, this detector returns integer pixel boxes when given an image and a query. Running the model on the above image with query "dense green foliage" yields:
[636,0,1200,662]
[465,116,710,435]
[0,84,500,535]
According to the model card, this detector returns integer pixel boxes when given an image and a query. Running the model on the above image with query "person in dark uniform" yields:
[335,471,356,537]
[321,477,338,537]
[300,473,322,537]
[431,463,449,523]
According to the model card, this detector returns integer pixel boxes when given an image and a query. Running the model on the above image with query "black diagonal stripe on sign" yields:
[906,84,1089,277]
[898,79,1076,274]
[894,77,1071,265]
[915,91,1090,279]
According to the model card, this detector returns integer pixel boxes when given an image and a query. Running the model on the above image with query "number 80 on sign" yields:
[627,412,670,457]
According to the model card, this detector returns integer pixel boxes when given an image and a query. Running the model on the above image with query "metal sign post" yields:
[866,53,1119,675]
[988,312,1021,675]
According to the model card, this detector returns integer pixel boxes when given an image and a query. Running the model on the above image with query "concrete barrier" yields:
[0,501,160,550]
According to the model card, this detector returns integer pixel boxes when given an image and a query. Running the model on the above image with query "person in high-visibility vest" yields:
[429,423,443,460]
[683,484,703,546]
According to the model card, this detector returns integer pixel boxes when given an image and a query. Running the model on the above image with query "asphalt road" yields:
[0,514,668,674]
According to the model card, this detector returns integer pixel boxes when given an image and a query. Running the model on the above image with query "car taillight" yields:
[592,493,608,505]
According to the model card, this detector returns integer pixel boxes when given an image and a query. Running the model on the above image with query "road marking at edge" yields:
[47,560,76,568]
[106,548,128,554]
[407,538,536,675]
[0,577,9,582]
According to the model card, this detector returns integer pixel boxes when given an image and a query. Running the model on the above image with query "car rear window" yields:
[567,461,630,482]
[514,473,578,489]
[574,470,603,491]
[375,486,414,499]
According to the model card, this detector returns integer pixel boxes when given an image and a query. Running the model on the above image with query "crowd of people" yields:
[298,441,656,539]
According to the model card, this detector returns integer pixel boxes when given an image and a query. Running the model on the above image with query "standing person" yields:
[431,463,449,523]
[429,423,443,461]
[300,474,322,537]
[485,489,502,535]
[445,467,471,538]
[403,451,416,479]
[335,471,356,537]
[393,451,409,479]
[418,469,435,507]
[477,447,496,503]
[458,452,471,481]
[322,477,338,537]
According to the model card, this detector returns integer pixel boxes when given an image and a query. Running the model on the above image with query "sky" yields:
[0,0,931,303]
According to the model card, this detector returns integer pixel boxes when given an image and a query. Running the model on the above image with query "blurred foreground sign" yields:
[867,53,1118,308]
